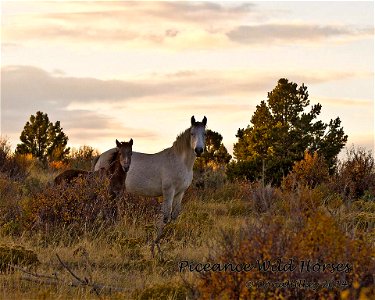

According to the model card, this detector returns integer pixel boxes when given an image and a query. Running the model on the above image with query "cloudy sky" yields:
[1,1,374,157]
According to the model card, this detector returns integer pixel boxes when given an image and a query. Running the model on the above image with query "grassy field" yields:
[0,148,374,299]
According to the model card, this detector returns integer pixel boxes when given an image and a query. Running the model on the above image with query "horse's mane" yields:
[172,128,191,154]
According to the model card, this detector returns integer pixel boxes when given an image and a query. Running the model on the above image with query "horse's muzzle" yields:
[195,147,203,156]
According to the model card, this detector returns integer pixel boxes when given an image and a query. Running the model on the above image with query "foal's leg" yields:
[171,191,184,220]
[108,176,117,200]
[107,172,124,219]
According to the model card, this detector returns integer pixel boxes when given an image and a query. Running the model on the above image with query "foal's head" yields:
[190,116,207,157]
[116,139,133,172]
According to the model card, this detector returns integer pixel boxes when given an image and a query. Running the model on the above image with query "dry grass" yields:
[0,173,252,299]
[0,144,374,299]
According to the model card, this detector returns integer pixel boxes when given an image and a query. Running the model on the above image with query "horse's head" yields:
[116,138,133,172]
[190,116,207,157]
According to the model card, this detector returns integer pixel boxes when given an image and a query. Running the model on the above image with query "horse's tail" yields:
[54,173,64,185]
[91,155,100,171]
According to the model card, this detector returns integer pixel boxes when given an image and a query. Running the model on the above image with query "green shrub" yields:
[226,160,261,182]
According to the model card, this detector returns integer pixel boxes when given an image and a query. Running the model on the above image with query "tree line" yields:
[15,78,347,184]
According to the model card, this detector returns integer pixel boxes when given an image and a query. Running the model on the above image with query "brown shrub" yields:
[250,182,277,213]
[21,173,116,232]
[0,178,23,235]
[68,145,99,170]
[195,211,374,299]
[331,147,375,201]
[20,171,161,235]
[0,138,30,181]
[341,200,375,239]
[193,167,227,190]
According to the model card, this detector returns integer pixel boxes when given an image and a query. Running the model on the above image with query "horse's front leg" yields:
[162,185,175,224]
[151,213,165,259]
[151,186,173,259]
[171,191,184,220]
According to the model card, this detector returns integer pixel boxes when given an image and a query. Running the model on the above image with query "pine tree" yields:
[229,78,347,184]
[16,111,70,161]
[195,129,232,170]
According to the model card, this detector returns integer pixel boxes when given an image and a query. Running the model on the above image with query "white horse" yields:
[93,116,207,252]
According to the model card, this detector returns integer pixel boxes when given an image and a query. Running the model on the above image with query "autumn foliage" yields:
[196,194,374,299]
[283,151,330,189]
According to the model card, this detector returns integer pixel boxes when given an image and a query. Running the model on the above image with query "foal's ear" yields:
[129,138,133,146]
[202,116,207,126]
[116,139,121,148]
[191,115,196,126]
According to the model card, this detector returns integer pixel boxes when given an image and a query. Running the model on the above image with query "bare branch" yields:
[10,257,127,297]
[9,264,59,281]
[56,253,102,298]
[55,254,85,284]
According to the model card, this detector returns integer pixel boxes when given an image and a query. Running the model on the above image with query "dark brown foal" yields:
[107,139,133,199]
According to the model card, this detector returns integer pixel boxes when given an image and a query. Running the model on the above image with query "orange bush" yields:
[48,160,68,171]
[283,151,329,190]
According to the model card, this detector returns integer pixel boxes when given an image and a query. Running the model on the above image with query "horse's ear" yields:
[116,139,121,148]
[191,116,196,126]
[202,116,207,126]
[129,138,133,146]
